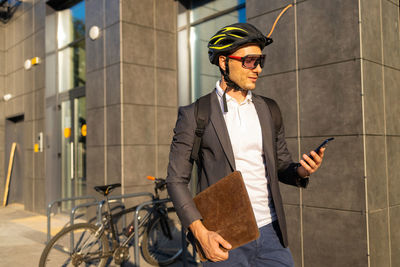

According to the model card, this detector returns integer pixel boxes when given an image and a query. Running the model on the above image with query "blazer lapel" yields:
[253,95,276,178]
[209,91,236,171]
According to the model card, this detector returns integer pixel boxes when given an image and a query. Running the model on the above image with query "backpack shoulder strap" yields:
[190,93,211,161]
[259,96,282,136]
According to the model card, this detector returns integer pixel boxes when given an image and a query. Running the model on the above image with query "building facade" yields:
[0,0,399,266]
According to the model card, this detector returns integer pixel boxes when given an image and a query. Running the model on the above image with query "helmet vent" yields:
[228,30,247,38]
[216,38,234,46]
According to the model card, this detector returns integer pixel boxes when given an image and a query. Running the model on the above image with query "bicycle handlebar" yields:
[147,176,167,192]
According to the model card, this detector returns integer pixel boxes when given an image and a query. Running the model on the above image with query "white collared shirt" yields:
[215,81,276,227]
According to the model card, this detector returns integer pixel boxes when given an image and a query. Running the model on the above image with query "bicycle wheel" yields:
[142,208,183,266]
[39,223,110,267]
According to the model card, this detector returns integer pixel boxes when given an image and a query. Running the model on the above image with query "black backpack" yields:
[190,93,282,162]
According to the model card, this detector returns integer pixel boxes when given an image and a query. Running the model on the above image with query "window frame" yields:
[177,1,246,105]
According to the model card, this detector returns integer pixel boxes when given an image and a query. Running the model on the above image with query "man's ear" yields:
[219,55,226,71]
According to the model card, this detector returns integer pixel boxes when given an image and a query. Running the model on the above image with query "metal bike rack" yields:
[46,192,194,266]
[46,196,97,243]
[96,192,154,230]
[70,201,105,226]
[46,192,154,243]
[133,198,189,267]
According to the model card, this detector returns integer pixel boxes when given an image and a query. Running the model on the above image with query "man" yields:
[166,22,325,266]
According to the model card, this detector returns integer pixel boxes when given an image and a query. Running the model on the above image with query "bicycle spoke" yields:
[40,224,109,267]
[61,257,72,267]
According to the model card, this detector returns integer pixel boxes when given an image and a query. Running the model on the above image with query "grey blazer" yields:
[166,91,307,247]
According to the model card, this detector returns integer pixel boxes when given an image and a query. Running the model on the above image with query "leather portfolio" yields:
[192,171,259,260]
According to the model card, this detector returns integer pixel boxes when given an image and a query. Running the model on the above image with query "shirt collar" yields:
[215,80,253,104]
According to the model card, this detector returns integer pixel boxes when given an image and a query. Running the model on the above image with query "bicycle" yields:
[39,176,183,266]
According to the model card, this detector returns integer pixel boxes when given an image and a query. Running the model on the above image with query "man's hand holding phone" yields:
[297,138,334,178]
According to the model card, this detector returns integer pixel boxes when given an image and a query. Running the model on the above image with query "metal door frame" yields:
[59,86,86,209]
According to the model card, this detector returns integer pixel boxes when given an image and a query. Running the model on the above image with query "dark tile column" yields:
[85,0,178,202]
[390,205,400,266]
[247,0,399,266]
[32,0,46,213]
[85,0,123,198]
[119,0,178,199]
[369,210,390,267]
[85,0,108,196]
[0,24,5,199]
[363,1,400,266]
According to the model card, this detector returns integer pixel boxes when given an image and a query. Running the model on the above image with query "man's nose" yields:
[253,63,262,74]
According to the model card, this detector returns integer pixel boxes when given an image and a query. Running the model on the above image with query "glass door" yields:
[61,96,86,210]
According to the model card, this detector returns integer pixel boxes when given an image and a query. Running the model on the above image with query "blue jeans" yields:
[203,221,295,267]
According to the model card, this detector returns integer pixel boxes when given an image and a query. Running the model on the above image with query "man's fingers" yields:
[215,234,232,250]
[300,159,312,174]
[209,249,229,262]
[303,153,317,169]
[319,147,326,157]
[198,231,230,262]
[301,146,326,175]
[208,233,230,261]
[310,151,321,165]
[301,154,318,175]
[312,147,325,166]
[206,246,228,262]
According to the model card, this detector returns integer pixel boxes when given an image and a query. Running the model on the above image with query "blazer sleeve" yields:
[273,103,309,188]
[166,105,203,228]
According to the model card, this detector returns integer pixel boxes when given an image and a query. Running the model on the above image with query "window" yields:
[178,0,246,105]
[45,0,85,96]
[45,0,86,209]
[57,1,86,93]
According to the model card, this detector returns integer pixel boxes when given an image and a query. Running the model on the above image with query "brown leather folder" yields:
[192,171,259,261]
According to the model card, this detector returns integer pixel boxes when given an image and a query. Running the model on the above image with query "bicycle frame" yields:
[120,202,168,247]
[42,178,182,267]
[96,191,171,253]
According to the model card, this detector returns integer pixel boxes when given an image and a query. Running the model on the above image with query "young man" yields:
[166,23,325,266]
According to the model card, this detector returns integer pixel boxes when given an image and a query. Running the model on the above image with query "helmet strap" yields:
[222,88,229,113]
[224,58,244,92]
[220,58,244,112]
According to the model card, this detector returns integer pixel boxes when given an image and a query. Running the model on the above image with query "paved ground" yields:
[0,204,200,267]
[0,204,49,267]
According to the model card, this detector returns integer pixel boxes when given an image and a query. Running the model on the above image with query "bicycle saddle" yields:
[94,183,121,196]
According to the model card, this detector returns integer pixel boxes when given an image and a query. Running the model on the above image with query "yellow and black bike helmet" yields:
[207,4,293,112]
[208,3,293,65]
[208,23,272,65]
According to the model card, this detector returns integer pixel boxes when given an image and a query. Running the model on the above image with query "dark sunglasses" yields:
[228,54,266,69]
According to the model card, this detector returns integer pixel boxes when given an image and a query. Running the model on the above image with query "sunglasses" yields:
[228,54,266,69]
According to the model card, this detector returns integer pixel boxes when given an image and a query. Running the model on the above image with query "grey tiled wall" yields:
[248,0,400,266]
[303,206,368,267]
[0,23,5,199]
[85,0,178,204]
[363,1,400,266]
[1,0,46,213]
[0,2,397,265]
[0,0,177,212]
[85,0,122,196]
[120,0,178,197]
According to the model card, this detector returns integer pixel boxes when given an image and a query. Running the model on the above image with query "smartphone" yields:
[308,137,334,160]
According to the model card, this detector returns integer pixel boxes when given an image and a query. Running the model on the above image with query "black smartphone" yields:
[308,137,334,160]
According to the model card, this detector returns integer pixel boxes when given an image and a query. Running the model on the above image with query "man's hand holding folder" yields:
[189,219,232,262]
[188,171,259,262]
